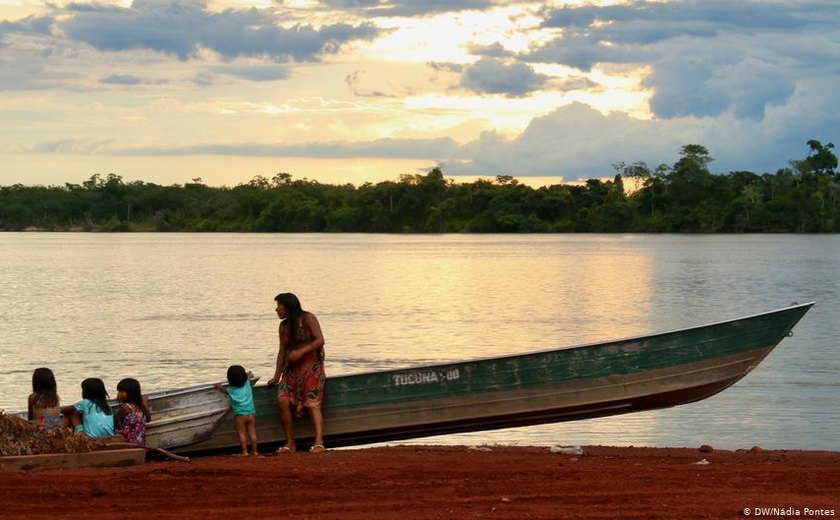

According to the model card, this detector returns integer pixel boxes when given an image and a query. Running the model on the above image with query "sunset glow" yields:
[1,0,837,187]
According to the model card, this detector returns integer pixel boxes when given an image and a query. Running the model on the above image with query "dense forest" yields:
[1,140,838,233]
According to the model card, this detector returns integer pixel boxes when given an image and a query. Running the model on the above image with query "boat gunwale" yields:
[144,302,815,400]
[315,301,816,379]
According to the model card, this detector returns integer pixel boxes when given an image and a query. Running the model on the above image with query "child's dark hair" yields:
[81,377,112,415]
[32,367,59,408]
[117,377,151,421]
[226,365,249,388]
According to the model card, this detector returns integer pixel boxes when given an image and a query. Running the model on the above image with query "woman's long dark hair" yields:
[31,367,59,408]
[81,377,112,415]
[275,292,306,350]
[117,377,151,421]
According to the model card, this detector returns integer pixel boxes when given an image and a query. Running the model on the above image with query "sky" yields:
[1,0,838,187]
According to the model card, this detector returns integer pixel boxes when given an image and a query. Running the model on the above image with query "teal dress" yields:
[73,399,115,437]
[227,384,256,416]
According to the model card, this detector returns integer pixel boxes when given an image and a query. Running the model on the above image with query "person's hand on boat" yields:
[266,377,279,386]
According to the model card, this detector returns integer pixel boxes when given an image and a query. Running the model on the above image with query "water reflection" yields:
[0,233,837,450]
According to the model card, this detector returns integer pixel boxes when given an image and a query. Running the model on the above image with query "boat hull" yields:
[143,302,813,453]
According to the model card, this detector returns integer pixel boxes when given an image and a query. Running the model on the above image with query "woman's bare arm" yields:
[286,313,325,363]
[267,327,287,385]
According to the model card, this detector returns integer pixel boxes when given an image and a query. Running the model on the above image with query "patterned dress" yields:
[278,315,326,409]
[116,403,147,446]
[30,394,62,429]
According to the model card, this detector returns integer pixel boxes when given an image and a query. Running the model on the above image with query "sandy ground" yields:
[1,445,838,519]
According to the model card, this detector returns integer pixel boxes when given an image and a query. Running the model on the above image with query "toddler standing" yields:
[214,365,258,456]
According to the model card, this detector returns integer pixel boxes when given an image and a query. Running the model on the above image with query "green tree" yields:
[802,140,838,177]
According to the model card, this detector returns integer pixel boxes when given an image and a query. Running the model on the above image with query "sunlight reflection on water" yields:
[0,233,837,450]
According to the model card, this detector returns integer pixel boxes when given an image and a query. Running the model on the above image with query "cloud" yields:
[344,70,395,97]
[100,74,169,85]
[58,0,380,62]
[645,52,796,120]
[22,88,838,183]
[444,102,673,178]
[467,41,514,59]
[321,0,496,17]
[89,137,460,159]
[525,0,840,120]
[524,33,657,72]
[191,71,216,86]
[443,92,840,180]
[540,1,829,36]
[460,57,549,97]
[318,0,383,8]
[32,138,115,154]
[4,0,838,187]
[211,64,290,82]
[0,55,81,91]
[428,62,463,73]
[0,15,55,41]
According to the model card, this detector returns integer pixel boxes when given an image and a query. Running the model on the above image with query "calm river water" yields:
[0,233,837,450]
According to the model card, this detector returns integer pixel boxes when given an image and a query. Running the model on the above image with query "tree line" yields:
[1,140,837,233]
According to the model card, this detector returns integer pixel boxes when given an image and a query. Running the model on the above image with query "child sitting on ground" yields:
[61,377,115,438]
[114,378,151,447]
[27,367,63,429]
[214,365,259,456]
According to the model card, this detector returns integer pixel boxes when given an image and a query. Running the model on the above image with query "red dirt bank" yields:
[1,445,838,519]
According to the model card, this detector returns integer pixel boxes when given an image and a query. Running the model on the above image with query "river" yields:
[0,233,837,450]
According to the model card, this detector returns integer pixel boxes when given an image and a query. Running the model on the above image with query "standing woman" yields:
[266,292,326,453]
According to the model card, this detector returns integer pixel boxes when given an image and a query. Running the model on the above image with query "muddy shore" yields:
[1,445,838,519]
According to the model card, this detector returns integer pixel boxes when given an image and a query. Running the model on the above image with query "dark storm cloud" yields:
[58,0,380,62]
[460,57,548,97]
[525,0,840,120]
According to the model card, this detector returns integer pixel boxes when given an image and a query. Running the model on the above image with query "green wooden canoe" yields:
[144,302,814,453]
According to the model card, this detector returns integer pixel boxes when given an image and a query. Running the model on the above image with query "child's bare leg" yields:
[235,416,249,455]
[246,416,258,455]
